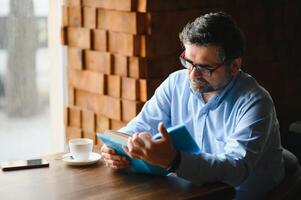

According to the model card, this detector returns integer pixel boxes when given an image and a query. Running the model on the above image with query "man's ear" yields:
[230,58,242,75]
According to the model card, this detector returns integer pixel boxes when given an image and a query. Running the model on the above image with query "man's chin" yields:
[190,84,215,94]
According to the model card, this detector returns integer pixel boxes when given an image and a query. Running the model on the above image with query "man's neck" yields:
[202,91,219,103]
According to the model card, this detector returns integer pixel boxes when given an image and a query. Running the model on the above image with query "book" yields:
[96,124,201,176]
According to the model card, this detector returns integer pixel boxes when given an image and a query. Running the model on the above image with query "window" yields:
[0,0,65,162]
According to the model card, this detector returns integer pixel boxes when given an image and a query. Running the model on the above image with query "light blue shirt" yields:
[119,69,285,199]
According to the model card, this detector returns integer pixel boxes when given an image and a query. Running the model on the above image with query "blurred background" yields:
[0,0,52,161]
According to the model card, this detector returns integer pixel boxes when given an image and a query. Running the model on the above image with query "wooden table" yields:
[0,153,235,200]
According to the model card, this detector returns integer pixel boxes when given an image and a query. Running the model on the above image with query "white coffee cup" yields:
[69,138,93,161]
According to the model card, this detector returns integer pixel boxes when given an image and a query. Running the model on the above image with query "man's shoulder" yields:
[168,69,187,80]
[164,69,189,88]
[157,69,190,96]
[234,71,274,104]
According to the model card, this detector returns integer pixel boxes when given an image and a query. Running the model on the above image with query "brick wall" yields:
[61,0,210,147]
[62,0,301,147]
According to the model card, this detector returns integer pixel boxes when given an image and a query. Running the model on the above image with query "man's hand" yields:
[124,122,177,169]
[100,144,130,170]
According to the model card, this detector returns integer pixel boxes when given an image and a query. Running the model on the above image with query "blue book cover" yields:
[96,124,200,176]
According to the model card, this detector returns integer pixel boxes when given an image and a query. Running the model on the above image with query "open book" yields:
[96,124,201,176]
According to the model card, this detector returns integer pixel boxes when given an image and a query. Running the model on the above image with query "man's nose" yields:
[189,67,201,79]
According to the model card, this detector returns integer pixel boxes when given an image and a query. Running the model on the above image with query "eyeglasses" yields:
[179,51,225,76]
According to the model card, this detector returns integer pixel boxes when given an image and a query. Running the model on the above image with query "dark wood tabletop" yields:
[0,153,235,200]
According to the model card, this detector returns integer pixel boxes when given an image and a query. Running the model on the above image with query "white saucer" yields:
[62,152,101,166]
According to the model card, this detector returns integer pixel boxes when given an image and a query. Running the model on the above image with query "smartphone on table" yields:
[1,158,49,171]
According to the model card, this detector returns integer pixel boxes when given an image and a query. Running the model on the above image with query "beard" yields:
[189,77,216,94]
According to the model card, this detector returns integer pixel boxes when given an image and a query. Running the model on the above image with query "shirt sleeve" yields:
[118,75,174,136]
[175,97,277,186]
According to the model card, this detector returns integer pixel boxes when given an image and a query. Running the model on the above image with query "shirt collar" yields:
[210,69,242,108]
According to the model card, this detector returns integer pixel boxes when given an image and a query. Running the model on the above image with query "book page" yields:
[104,130,129,144]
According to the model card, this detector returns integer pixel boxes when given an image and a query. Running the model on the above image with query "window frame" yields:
[48,0,66,153]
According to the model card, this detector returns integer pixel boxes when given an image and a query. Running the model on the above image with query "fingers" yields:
[123,146,142,158]
[123,146,139,159]
[131,132,152,149]
[102,151,130,170]
[104,158,130,170]
[126,132,153,159]
[102,152,127,161]
[101,144,116,154]
[101,144,130,170]
[126,136,144,157]
[127,133,145,153]
[132,133,145,148]
[157,122,170,142]
[139,132,152,140]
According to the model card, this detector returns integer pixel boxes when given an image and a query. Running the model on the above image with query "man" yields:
[101,12,284,199]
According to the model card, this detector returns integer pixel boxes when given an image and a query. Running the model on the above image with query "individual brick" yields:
[82,109,96,132]
[68,6,82,27]
[69,107,82,128]
[128,56,147,78]
[107,75,121,98]
[122,99,144,122]
[66,0,82,6]
[121,77,139,100]
[68,47,83,70]
[84,50,112,74]
[83,7,96,29]
[138,79,148,102]
[68,86,75,106]
[96,115,110,133]
[110,119,127,131]
[139,79,163,102]
[66,127,83,143]
[101,95,121,120]
[97,9,148,34]
[113,54,128,77]
[62,6,68,26]
[83,131,97,144]
[108,31,141,56]
[67,27,91,49]
[68,68,106,94]
[83,0,136,11]
[91,29,107,51]
[75,89,104,114]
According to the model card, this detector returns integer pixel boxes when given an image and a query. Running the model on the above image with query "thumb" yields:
[158,122,170,141]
